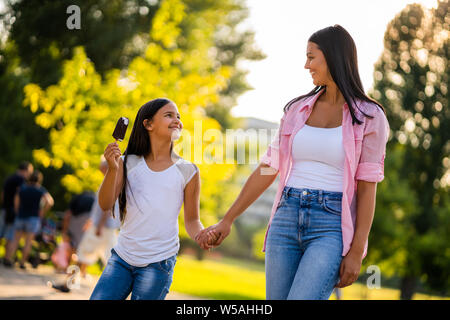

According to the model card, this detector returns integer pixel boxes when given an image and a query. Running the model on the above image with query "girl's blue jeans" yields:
[90,248,176,300]
[265,186,344,300]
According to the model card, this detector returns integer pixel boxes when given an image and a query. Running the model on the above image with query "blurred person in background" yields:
[52,160,120,293]
[1,161,34,266]
[5,170,54,269]
[61,190,96,266]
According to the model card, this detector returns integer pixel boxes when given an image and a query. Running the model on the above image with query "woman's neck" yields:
[322,84,345,106]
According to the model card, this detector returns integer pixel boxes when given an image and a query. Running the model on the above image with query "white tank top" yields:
[286,124,344,192]
[114,154,198,267]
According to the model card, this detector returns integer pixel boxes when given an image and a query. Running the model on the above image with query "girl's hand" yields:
[104,142,121,171]
[335,250,363,288]
[200,219,232,248]
[195,227,218,250]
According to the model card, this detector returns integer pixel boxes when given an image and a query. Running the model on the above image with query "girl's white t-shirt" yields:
[286,124,345,192]
[114,155,197,267]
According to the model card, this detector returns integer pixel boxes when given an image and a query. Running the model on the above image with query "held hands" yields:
[194,228,219,250]
[104,142,121,171]
[195,219,232,250]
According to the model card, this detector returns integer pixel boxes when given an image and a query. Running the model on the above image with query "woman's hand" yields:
[196,219,232,250]
[209,219,232,246]
[104,142,122,171]
[195,228,220,250]
[335,250,363,288]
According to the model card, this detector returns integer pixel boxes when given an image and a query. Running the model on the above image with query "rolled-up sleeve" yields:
[355,107,390,183]
[260,115,285,171]
[260,127,280,170]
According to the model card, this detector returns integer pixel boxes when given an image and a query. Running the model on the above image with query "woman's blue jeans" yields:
[265,186,344,300]
[90,249,176,300]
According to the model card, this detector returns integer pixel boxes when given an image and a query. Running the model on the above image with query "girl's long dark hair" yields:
[112,98,173,223]
[284,24,386,125]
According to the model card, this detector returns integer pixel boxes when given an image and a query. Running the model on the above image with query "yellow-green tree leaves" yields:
[23,0,237,228]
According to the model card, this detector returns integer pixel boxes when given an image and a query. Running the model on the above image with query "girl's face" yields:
[304,41,332,87]
[144,102,183,141]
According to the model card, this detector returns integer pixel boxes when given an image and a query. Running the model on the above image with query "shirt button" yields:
[302,191,308,195]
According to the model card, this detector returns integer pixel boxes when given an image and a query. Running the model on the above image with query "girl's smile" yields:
[144,102,183,140]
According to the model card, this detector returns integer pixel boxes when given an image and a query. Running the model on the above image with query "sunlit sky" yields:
[0,0,438,123]
[233,0,439,122]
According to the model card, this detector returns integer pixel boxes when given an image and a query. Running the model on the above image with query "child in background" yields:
[52,160,121,293]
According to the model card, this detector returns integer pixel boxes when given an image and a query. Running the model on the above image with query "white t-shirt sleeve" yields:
[185,164,199,186]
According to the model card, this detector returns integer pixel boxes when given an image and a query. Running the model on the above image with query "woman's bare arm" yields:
[223,163,278,224]
[336,180,377,288]
[350,180,377,256]
[198,163,278,246]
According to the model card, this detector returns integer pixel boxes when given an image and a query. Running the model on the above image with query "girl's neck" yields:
[147,136,172,161]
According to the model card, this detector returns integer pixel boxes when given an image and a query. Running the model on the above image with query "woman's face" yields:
[304,41,332,86]
[144,102,183,141]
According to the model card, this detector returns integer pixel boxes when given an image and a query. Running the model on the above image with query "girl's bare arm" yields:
[98,142,124,211]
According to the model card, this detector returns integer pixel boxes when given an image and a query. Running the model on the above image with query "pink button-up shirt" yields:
[260,89,390,258]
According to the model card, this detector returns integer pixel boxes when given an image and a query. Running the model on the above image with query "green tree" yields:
[1,0,159,86]
[184,0,266,129]
[1,0,264,214]
[0,0,160,208]
[23,0,255,251]
[0,41,75,208]
[369,0,449,299]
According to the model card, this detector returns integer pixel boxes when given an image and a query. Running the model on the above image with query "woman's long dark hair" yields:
[112,98,173,223]
[284,24,386,125]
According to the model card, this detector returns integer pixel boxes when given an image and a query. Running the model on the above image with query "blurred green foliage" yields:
[369,1,449,299]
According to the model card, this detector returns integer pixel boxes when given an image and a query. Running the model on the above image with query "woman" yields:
[90,98,215,300]
[197,24,390,300]
[7,170,54,269]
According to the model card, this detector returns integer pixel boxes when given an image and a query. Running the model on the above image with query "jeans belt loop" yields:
[319,189,323,204]
[285,186,291,198]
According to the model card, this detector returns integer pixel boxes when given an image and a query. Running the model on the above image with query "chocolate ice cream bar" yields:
[112,117,129,141]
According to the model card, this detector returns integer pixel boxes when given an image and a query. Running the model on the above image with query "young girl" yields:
[90,98,215,300]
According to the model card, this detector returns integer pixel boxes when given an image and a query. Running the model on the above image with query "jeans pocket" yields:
[276,193,287,210]
[322,197,342,216]
[158,256,176,274]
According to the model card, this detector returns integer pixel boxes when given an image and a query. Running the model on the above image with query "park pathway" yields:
[0,263,200,300]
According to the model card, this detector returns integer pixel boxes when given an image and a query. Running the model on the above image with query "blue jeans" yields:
[1,223,15,241]
[90,249,177,300]
[265,186,344,300]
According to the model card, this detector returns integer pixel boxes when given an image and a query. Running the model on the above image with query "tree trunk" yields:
[400,276,417,300]
[195,245,205,261]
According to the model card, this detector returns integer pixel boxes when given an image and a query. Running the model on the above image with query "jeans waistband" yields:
[282,186,343,202]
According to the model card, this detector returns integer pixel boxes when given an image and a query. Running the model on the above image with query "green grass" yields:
[169,254,449,300]
[171,254,266,300]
